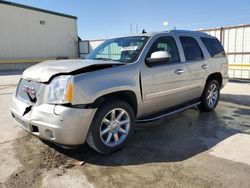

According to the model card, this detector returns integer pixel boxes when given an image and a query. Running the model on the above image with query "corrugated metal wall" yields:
[199,25,250,79]
[0,3,78,61]
[79,39,105,58]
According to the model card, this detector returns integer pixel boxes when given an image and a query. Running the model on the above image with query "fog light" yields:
[45,129,55,139]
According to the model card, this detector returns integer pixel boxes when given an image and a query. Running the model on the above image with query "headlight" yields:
[48,75,73,104]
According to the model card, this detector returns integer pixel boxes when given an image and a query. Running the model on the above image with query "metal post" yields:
[220,27,225,46]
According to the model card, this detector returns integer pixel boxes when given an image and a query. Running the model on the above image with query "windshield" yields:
[86,36,149,63]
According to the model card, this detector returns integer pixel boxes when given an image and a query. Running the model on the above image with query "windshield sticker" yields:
[121,46,138,51]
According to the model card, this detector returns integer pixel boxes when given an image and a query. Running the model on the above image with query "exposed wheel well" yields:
[91,91,138,116]
[206,73,222,88]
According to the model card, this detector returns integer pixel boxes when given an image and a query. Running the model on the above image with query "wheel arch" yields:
[206,72,223,88]
[90,90,138,116]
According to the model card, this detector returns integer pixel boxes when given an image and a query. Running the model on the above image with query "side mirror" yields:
[146,51,171,66]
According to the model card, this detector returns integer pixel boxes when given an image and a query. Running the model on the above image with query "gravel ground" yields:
[0,72,250,188]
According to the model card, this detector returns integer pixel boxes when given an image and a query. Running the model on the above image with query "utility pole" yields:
[136,24,139,34]
[130,24,133,34]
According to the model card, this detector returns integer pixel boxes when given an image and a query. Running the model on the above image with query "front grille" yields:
[16,79,41,103]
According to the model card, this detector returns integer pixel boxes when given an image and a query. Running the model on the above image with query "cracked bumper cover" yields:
[10,95,97,146]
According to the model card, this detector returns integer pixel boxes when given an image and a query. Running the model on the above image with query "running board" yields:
[136,102,201,123]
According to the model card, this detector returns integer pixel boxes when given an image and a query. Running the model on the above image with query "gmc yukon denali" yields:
[10,30,229,154]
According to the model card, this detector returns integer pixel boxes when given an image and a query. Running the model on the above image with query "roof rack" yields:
[169,30,209,36]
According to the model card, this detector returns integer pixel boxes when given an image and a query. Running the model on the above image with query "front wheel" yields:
[198,80,220,112]
[86,99,135,154]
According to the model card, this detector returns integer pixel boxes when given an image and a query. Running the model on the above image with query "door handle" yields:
[175,69,185,75]
[201,64,209,69]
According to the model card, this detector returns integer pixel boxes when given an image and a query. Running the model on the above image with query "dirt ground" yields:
[0,72,250,188]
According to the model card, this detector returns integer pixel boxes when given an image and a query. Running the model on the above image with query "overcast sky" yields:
[6,0,250,40]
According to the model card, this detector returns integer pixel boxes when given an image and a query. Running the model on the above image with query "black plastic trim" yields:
[136,99,201,123]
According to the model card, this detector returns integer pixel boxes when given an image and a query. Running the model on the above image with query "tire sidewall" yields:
[87,99,135,154]
[201,80,220,111]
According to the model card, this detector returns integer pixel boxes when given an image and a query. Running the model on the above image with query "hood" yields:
[22,59,125,82]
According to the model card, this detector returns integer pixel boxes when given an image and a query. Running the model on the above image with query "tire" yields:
[86,99,135,154]
[198,80,220,112]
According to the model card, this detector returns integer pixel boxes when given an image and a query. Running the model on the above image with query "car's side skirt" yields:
[136,100,201,123]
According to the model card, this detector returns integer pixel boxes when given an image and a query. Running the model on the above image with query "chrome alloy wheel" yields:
[206,83,218,108]
[99,108,131,147]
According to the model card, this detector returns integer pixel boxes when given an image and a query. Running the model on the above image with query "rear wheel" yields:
[87,99,135,154]
[199,80,220,112]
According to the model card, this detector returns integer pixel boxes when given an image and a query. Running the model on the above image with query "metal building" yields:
[79,39,105,58]
[0,1,79,70]
[199,24,250,79]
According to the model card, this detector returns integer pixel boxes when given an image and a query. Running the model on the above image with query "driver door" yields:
[140,36,191,116]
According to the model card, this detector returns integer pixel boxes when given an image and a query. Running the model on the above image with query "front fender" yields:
[71,64,141,105]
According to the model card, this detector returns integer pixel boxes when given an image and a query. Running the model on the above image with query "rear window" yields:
[201,37,226,58]
[180,37,203,61]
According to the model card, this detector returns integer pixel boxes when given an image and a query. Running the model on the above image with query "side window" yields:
[180,36,203,61]
[147,36,180,63]
[201,37,226,58]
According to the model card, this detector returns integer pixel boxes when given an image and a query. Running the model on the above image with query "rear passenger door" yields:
[178,36,207,100]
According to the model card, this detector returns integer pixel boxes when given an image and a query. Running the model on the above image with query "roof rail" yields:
[169,30,209,35]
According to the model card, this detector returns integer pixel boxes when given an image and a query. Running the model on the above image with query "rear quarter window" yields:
[201,37,226,58]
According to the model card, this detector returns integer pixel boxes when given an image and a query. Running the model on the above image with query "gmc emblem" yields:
[23,85,36,95]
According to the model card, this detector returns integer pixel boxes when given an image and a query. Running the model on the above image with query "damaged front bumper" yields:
[10,95,97,146]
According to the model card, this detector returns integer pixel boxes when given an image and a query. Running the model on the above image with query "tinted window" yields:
[147,36,180,63]
[180,37,203,61]
[201,37,226,58]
